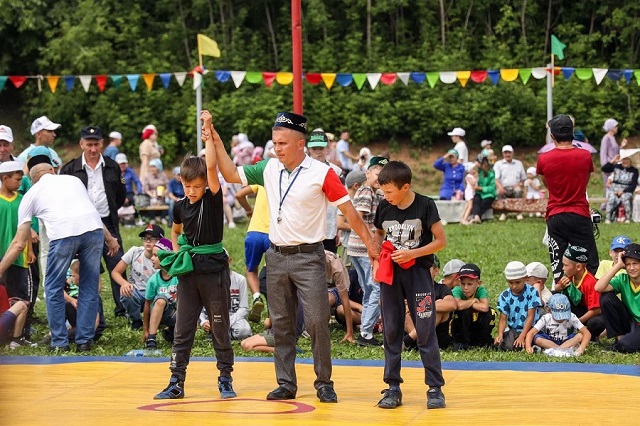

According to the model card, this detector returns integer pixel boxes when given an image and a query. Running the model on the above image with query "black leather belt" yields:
[270,242,322,254]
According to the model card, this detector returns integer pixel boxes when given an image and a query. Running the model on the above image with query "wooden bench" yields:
[138,205,169,221]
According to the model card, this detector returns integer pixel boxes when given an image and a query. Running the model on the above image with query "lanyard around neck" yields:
[278,167,302,223]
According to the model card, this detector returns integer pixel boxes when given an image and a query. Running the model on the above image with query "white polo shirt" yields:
[239,156,350,246]
[494,158,526,187]
[82,154,110,218]
[18,174,103,241]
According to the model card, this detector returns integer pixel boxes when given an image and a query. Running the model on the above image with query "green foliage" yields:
[2,0,640,156]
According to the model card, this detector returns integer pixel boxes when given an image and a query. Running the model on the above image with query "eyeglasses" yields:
[141,237,159,243]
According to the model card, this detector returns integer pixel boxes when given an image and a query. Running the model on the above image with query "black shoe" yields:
[154,376,185,400]
[452,342,469,351]
[145,336,157,350]
[427,387,446,409]
[49,345,71,353]
[317,385,338,403]
[76,342,92,352]
[266,386,296,400]
[131,320,143,330]
[161,327,174,343]
[377,388,402,409]
[356,335,381,347]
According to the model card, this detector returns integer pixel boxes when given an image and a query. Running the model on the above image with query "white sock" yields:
[361,332,372,339]
[252,292,261,301]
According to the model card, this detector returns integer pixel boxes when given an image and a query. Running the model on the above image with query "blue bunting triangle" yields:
[0,76,6,92]
[410,72,426,84]
[561,67,575,80]
[215,71,231,83]
[64,76,75,91]
[624,69,634,84]
[127,74,139,91]
[488,70,500,86]
[159,73,172,88]
[607,70,623,81]
[336,74,353,87]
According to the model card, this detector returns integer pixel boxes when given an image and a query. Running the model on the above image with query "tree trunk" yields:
[544,0,552,55]
[367,0,372,57]
[265,1,279,69]
[219,0,228,49]
[207,0,215,30]
[439,0,446,47]
[177,0,192,68]
[521,0,527,46]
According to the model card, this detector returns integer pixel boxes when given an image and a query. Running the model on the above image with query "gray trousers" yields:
[265,244,332,393]
[170,268,233,381]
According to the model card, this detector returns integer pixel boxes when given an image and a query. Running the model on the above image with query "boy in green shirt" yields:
[450,263,495,349]
[595,242,640,352]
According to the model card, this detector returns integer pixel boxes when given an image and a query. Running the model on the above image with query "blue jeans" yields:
[45,229,103,348]
[120,288,146,323]
[351,255,380,335]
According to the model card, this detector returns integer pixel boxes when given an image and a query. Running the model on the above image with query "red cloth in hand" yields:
[374,241,416,285]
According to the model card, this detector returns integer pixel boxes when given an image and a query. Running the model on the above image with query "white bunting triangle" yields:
[366,73,381,89]
[174,72,187,87]
[531,67,547,79]
[193,72,202,90]
[592,68,608,85]
[231,71,247,88]
[397,72,410,86]
[439,72,457,84]
[79,75,92,92]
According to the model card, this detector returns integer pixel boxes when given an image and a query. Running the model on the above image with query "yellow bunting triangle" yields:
[143,74,155,91]
[276,72,293,85]
[321,73,336,90]
[456,71,471,87]
[46,76,60,93]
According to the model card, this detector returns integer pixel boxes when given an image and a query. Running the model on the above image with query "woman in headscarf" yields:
[433,149,465,200]
[352,147,372,171]
[601,153,638,223]
[139,124,161,180]
[600,118,628,198]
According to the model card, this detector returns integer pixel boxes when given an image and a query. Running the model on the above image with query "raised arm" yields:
[200,110,221,193]
[595,252,625,293]
[201,110,241,184]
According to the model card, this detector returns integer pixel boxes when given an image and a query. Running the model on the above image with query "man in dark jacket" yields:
[60,126,127,317]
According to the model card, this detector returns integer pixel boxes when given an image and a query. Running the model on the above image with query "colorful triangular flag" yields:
[352,73,367,90]
[46,76,60,93]
[366,73,381,89]
[143,74,155,91]
[111,75,123,89]
[159,73,172,88]
[96,75,107,92]
[230,71,245,88]
[127,74,139,91]
[593,68,608,85]
[336,74,353,87]
[396,72,410,85]
[79,75,92,92]
[64,76,75,91]
[321,73,336,89]
[174,72,187,87]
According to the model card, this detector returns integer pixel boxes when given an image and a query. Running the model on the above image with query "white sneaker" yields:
[228,222,236,229]
[516,214,524,221]
[499,213,507,221]
[605,220,612,224]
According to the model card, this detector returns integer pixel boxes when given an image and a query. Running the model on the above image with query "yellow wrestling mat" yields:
[1,357,640,425]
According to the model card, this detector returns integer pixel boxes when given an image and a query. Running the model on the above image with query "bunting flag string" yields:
[2,66,639,94]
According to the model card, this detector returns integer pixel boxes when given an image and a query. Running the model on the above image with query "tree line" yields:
[1,0,639,165]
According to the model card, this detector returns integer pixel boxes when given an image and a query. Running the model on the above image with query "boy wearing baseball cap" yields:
[595,235,631,279]
[450,263,495,350]
[111,224,164,330]
[595,242,640,352]
[525,293,591,355]
[555,245,605,339]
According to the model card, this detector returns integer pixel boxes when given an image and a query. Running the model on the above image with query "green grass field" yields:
[4,211,640,366]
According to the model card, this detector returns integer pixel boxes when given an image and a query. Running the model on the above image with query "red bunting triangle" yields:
[305,73,322,85]
[470,70,487,83]
[95,75,108,92]
[262,72,276,88]
[9,76,27,88]
[380,73,397,85]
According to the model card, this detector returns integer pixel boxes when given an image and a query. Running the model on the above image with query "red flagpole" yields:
[291,0,303,114]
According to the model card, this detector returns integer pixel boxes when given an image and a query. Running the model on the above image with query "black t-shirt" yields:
[173,188,224,246]
[434,282,453,301]
[374,192,440,269]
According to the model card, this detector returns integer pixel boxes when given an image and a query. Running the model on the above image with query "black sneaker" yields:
[357,335,381,347]
[145,336,158,349]
[427,387,446,409]
[377,388,402,409]
[218,376,237,399]
[154,376,185,399]
[131,319,143,330]
[248,298,264,323]
[161,327,174,344]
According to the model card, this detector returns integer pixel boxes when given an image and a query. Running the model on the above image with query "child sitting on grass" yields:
[0,284,30,350]
[525,293,590,356]
[495,261,541,351]
[525,262,552,307]
[450,263,495,350]
[143,238,178,349]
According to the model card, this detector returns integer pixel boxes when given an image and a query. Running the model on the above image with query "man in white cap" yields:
[447,128,468,163]
[17,116,63,168]
[104,131,123,161]
[493,145,527,220]
[0,125,17,165]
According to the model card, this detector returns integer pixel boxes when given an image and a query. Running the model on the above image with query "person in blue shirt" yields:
[103,131,122,160]
[167,167,185,224]
[115,153,143,204]
[433,149,465,200]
